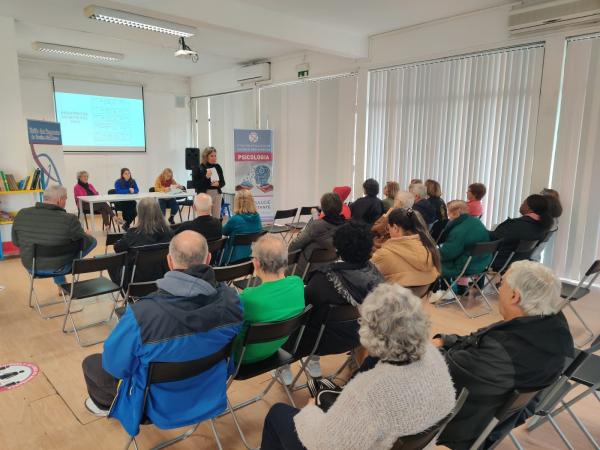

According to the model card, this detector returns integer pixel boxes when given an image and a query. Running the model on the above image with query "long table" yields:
[78,192,193,231]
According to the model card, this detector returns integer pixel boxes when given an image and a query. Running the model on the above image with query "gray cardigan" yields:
[294,345,456,450]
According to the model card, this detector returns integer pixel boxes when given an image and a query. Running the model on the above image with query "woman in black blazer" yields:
[192,146,225,219]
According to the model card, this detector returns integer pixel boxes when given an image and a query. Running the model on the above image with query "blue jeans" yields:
[33,237,97,285]
[158,198,179,217]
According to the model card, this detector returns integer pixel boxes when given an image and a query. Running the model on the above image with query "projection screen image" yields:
[53,77,146,152]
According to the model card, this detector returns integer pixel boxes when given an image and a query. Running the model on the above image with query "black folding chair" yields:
[79,205,118,232]
[437,240,501,319]
[529,226,558,262]
[214,260,255,287]
[60,252,127,347]
[222,231,267,266]
[559,260,600,346]
[27,240,84,319]
[266,208,298,242]
[290,304,361,390]
[130,243,170,285]
[221,305,313,450]
[104,232,124,254]
[115,281,159,320]
[288,206,319,231]
[486,239,539,295]
[150,187,184,222]
[394,388,469,450]
[107,188,124,231]
[208,237,228,266]
[176,181,195,221]
[469,387,545,450]
[302,247,339,280]
[527,342,600,449]
[124,342,233,450]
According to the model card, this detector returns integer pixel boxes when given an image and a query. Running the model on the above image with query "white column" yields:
[0,16,29,178]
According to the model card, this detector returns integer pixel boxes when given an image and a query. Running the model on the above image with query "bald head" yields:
[44,185,67,208]
[167,230,210,270]
[252,235,288,275]
[193,193,212,215]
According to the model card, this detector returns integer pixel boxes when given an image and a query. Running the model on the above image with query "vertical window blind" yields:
[259,74,358,210]
[191,89,255,190]
[549,34,600,282]
[365,44,545,227]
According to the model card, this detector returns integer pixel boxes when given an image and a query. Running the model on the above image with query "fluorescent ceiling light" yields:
[85,5,196,37]
[32,42,124,61]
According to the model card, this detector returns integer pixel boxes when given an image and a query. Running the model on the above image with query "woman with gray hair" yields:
[73,170,114,229]
[109,197,173,287]
[260,283,456,450]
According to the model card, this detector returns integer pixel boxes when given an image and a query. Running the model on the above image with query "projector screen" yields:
[53,77,146,153]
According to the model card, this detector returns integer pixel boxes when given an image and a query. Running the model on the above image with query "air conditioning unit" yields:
[236,62,271,84]
[509,0,600,34]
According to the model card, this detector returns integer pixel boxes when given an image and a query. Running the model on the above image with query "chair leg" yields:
[547,414,576,450]
[210,419,224,450]
[150,423,200,450]
[437,279,491,319]
[508,431,524,450]
[225,397,260,450]
[124,436,138,450]
[29,279,77,319]
[563,403,600,449]
[567,303,595,347]
[61,293,116,347]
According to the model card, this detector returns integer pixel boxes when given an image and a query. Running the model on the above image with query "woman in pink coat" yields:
[74,171,115,229]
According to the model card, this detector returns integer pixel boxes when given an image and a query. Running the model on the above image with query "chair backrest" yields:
[105,233,124,248]
[243,305,313,346]
[213,260,254,283]
[108,189,116,195]
[72,252,128,275]
[126,281,158,301]
[33,240,83,259]
[392,388,469,450]
[130,242,170,282]
[273,208,298,221]
[308,247,338,264]
[149,187,155,193]
[299,206,316,216]
[529,227,558,261]
[324,304,360,324]
[585,259,600,277]
[515,239,539,254]
[232,230,267,246]
[187,180,194,190]
[469,240,501,257]
[208,237,227,255]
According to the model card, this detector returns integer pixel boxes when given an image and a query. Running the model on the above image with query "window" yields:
[365,44,545,227]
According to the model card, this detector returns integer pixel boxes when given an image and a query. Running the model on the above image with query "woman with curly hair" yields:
[261,283,456,450]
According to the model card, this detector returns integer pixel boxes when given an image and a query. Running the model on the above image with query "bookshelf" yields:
[0,189,44,260]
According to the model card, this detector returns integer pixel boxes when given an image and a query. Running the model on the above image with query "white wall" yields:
[18,58,191,212]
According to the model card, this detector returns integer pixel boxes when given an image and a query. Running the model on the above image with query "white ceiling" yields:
[2,0,514,77]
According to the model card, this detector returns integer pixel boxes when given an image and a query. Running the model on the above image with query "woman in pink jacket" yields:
[74,171,115,229]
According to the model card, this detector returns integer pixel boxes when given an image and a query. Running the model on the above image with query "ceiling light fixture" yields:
[32,42,124,61]
[84,5,196,37]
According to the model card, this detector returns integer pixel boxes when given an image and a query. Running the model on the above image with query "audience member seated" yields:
[234,235,304,365]
[371,190,414,249]
[382,181,400,211]
[222,190,262,263]
[175,193,222,241]
[113,167,139,230]
[490,194,553,271]
[12,185,97,291]
[466,182,486,218]
[260,283,456,450]
[408,178,423,188]
[434,261,574,450]
[289,192,346,276]
[81,231,243,430]
[431,200,491,302]
[280,221,384,383]
[109,197,173,287]
[154,168,184,224]
[73,170,115,230]
[541,187,562,225]
[409,182,437,225]
[425,179,448,223]
[349,178,384,224]
[372,208,440,287]
[333,185,352,220]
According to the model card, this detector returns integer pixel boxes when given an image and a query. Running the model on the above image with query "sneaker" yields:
[272,365,293,386]
[84,397,109,417]
[429,290,454,304]
[305,356,322,378]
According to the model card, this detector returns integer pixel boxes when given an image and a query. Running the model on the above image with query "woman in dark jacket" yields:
[426,179,448,240]
[490,194,553,271]
[288,192,346,277]
[349,178,384,224]
[110,197,173,288]
[191,146,225,219]
[280,221,384,381]
[113,168,139,230]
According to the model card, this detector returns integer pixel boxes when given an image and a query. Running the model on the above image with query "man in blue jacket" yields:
[81,230,243,437]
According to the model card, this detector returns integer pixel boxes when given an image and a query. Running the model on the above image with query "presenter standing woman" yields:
[192,146,225,219]
[74,171,115,230]
[114,168,139,230]
[154,168,183,224]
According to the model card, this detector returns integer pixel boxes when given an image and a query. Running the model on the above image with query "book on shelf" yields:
[0,169,41,191]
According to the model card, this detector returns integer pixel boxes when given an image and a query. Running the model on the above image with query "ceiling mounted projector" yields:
[85,5,196,37]
[174,37,198,63]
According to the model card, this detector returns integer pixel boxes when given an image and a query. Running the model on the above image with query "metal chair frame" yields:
[129,243,170,285]
[222,231,267,266]
[60,252,127,347]
[484,239,539,295]
[301,248,339,280]
[267,208,298,242]
[436,240,501,319]
[27,240,84,319]
[105,232,124,254]
[288,206,319,231]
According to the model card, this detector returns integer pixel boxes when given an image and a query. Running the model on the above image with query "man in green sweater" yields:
[235,234,305,369]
